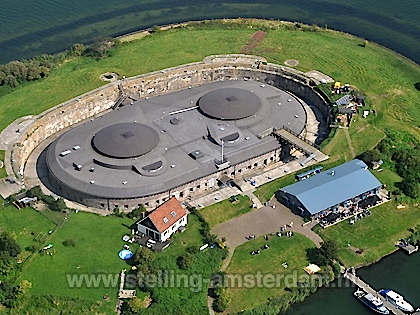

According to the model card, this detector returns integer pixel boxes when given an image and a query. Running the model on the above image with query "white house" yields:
[136,197,188,242]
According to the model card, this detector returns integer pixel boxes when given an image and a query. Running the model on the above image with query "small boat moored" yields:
[379,289,414,313]
[354,288,390,314]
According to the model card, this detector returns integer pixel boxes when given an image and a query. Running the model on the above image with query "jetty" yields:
[344,271,405,315]
[401,244,419,255]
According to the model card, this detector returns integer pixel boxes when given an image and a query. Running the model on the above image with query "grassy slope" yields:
[0,28,252,132]
[225,233,316,313]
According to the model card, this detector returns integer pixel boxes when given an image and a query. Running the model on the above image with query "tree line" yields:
[0,37,116,89]
[358,129,420,200]
[0,232,32,308]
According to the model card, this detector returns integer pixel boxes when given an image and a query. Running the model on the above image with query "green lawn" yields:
[0,150,7,178]
[200,195,253,228]
[225,233,316,313]
[318,201,420,268]
[0,197,56,261]
[19,212,133,314]
[254,173,296,203]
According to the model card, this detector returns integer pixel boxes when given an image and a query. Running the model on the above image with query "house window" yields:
[124,205,129,209]
[145,202,149,207]
[254,163,258,167]
[197,185,200,189]
[180,192,184,197]
[100,203,104,208]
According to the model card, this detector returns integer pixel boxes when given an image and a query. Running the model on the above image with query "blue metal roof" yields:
[281,159,382,215]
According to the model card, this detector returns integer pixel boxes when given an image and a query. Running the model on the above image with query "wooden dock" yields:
[344,271,405,315]
[401,244,419,255]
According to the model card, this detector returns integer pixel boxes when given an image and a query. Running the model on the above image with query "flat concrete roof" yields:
[46,80,307,199]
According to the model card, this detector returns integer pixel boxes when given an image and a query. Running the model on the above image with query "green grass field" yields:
[0,197,56,260]
[19,212,133,314]
[200,195,252,228]
[225,233,316,313]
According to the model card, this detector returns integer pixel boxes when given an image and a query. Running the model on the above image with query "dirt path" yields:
[344,128,356,158]
[241,30,267,53]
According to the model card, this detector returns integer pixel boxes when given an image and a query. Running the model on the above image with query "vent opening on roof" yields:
[60,150,71,157]
[163,217,169,223]
[121,131,135,139]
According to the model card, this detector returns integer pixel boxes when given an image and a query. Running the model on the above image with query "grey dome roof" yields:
[92,123,159,158]
[198,88,262,120]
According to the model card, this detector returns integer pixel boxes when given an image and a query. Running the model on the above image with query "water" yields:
[0,0,419,64]
[286,250,420,315]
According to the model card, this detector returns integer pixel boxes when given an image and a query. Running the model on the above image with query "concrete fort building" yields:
[32,55,331,211]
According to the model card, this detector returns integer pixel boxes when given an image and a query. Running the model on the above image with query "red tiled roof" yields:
[147,197,187,233]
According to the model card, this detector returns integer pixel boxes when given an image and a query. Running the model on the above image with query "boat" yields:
[379,289,414,313]
[354,289,390,314]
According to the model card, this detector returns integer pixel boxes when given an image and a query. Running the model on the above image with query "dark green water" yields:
[286,250,420,315]
[0,0,419,64]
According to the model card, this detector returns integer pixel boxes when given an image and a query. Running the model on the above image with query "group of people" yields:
[277,231,293,237]
[250,244,270,255]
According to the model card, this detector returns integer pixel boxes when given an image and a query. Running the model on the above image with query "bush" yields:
[186,245,199,254]
[27,244,38,253]
[62,239,76,247]
[177,253,194,270]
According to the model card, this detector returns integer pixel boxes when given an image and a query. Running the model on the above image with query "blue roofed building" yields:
[277,159,383,220]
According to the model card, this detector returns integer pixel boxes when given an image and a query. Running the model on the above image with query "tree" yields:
[400,175,420,199]
[70,43,87,57]
[86,36,115,59]
[127,296,145,312]
[314,241,338,266]
[50,198,66,212]
[0,232,21,257]
[127,204,146,219]
[0,252,15,276]
[27,185,44,199]
[4,74,18,87]
[133,247,154,266]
